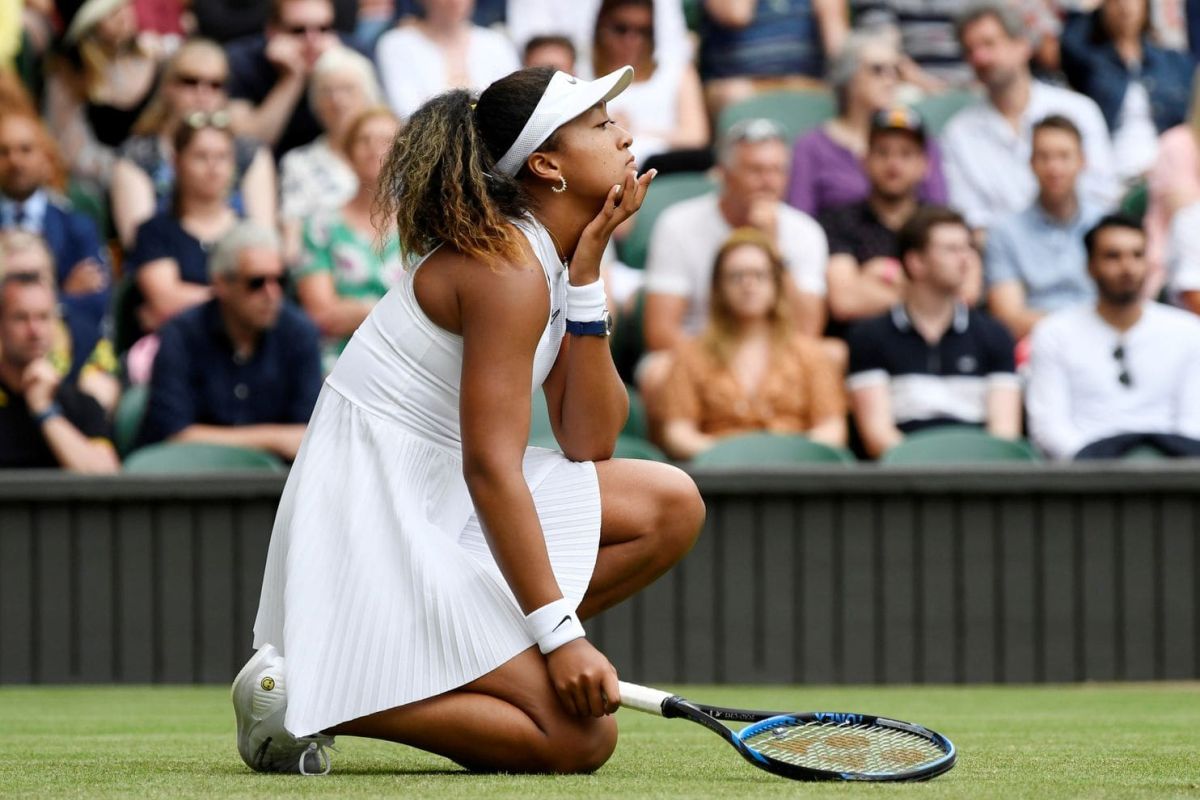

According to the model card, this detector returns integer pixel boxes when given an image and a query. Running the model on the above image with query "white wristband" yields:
[525,598,586,655]
[565,279,607,322]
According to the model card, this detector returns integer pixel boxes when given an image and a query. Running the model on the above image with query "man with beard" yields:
[941,1,1119,234]
[1027,215,1200,460]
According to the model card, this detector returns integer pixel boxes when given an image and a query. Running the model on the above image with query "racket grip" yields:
[618,681,672,716]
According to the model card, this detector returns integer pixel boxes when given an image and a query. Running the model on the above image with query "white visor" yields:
[494,66,635,177]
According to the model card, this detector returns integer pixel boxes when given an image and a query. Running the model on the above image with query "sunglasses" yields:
[724,117,787,146]
[175,73,226,91]
[605,22,653,38]
[1113,343,1133,388]
[242,274,284,292]
[284,23,334,35]
[183,110,232,130]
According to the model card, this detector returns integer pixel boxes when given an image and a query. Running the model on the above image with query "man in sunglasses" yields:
[138,223,322,461]
[1026,214,1200,460]
[225,0,345,157]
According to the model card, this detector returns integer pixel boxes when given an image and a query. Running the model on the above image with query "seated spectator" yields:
[125,116,241,335]
[943,2,1119,233]
[138,222,322,461]
[506,0,690,75]
[522,34,578,73]
[591,0,708,166]
[1027,214,1200,459]
[42,0,166,187]
[224,0,343,157]
[822,107,966,334]
[660,228,846,460]
[699,0,850,115]
[986,115,1103,341]
[849,0,974,90]
[788,30,946,217]
[1143,70,1200,285]
[0,231,119,410]
[1060,0,1193,186]
[0,272,118,471]
[642,118,828,384]
[847,207,1020,459]
[297,108,403,371]
[375,0,519,121]
[111,38,275,249]
[279,45,384,264]
[191,0,357,43]
[0,111,111,362]
[1168,200,1200,314]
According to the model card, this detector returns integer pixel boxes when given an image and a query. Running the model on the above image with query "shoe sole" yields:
[231,645,278,772]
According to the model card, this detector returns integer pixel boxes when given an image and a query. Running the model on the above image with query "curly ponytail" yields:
[377,68,558,265]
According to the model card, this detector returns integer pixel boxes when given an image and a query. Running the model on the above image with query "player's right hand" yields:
[545,639,620,718]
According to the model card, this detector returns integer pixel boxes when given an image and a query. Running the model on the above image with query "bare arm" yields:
[812,0,849,57]
[665,65,709,151]
[987,282,1045,340]
[296,272,375,338]
[850,382,903,459]
[39,416,119,472]
[661,419,718,460]
[790,287,826,337]
[1181,291,1200,316]
[170,423,307,460]
[643,292,689,352]
[985,383,1022,440]
[703,0,757,27]
[240,36,308,147]
[110,158,157,249]
[136,260,214,330]
[240,148,278,233]
[826,255,903,323]
[807,414,847,448]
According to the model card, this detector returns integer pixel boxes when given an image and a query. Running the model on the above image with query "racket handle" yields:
[618,681,672,716]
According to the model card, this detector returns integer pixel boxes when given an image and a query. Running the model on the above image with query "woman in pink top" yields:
[1145,77,1200,296]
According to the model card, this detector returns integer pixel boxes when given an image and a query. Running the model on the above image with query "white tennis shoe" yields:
[231,644,335,775]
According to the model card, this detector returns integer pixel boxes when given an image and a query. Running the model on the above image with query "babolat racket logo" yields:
[813,712,863,725]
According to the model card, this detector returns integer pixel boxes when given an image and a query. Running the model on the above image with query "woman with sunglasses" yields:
[110,38,274,249]
[122,118,240,356]
[787,30,947,217]
[232,66,704,776]
[590,0,707,167]
[295,107,403,372]
[375,0,519,120]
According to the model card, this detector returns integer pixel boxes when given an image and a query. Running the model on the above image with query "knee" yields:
[649,464,705,560]
[540,716,618,774]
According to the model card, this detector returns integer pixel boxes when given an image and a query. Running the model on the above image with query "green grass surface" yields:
[2,683,1197,799]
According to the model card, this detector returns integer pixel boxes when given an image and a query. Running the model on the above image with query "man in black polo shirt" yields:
[0,273,117,471]
[820,107,980,337]
[846,207,1020,459]
[139,222,322,460]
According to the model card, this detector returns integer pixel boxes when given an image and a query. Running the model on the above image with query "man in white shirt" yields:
[942,1,1119,233]
[1027,214,1200,459]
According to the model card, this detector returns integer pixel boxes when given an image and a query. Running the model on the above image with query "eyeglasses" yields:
[722,270,772,286]
[284,23,333,35]
[604,22,653,39]
[242,274,284,292]
[175,73,226,91]
[864,61,900,79]
[1113,343,1133,388]
[183,110,232,130]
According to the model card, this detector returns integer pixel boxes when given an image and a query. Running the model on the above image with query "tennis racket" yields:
[617,681,956,782]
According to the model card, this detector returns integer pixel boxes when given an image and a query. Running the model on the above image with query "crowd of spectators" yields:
[3,0,1200,473]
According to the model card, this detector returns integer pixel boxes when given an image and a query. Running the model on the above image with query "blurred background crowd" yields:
[2,0,1200,472]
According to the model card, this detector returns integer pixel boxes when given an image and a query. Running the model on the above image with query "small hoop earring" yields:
[551,176,567,193]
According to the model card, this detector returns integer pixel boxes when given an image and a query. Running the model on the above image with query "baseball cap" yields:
[869,107,927,146]
[495,66,635,177]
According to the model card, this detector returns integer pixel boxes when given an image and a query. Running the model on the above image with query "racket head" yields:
[735,711,957,782]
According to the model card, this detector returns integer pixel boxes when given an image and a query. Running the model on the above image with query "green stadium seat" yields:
[110,276,142,357]
[912,89,980,135]
[123,442,287,473]
[618,171,717,270]
[1120,180,1148,222]
[67,180,111,241]
[112,383,148,457]
[715,89,836,142]
[1121,443,1169,460]
[623,385,649,439]
[529,388,554,441]
[880,428,1040,465]
[691,432,856,467]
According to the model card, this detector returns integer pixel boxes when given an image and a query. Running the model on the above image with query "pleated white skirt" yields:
[253,386,602,737]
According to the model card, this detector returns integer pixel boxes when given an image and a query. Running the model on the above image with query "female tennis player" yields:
[231,65,705,776]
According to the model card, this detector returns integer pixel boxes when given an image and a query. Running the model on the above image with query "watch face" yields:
[604,310,614,336]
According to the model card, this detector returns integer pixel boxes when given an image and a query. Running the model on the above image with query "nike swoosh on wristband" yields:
[552,615,572,632]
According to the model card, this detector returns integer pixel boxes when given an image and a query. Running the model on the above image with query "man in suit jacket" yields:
[0,111,111,364]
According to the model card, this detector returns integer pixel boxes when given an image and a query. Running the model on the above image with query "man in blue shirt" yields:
[985,115,1102,341]
[0,112,111,367]
[139,222,322,461]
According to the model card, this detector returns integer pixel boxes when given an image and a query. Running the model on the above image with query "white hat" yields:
[494,66,634,177]
[64,0,128,43]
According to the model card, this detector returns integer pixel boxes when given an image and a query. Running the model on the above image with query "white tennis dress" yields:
[253,218,602,738]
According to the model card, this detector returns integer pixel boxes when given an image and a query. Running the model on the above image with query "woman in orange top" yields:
[660,227,846,460]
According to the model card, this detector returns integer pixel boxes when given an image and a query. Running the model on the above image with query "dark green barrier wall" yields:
[0,465,1196,684]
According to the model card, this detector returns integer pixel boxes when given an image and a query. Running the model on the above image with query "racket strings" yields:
[742,721,947,775]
